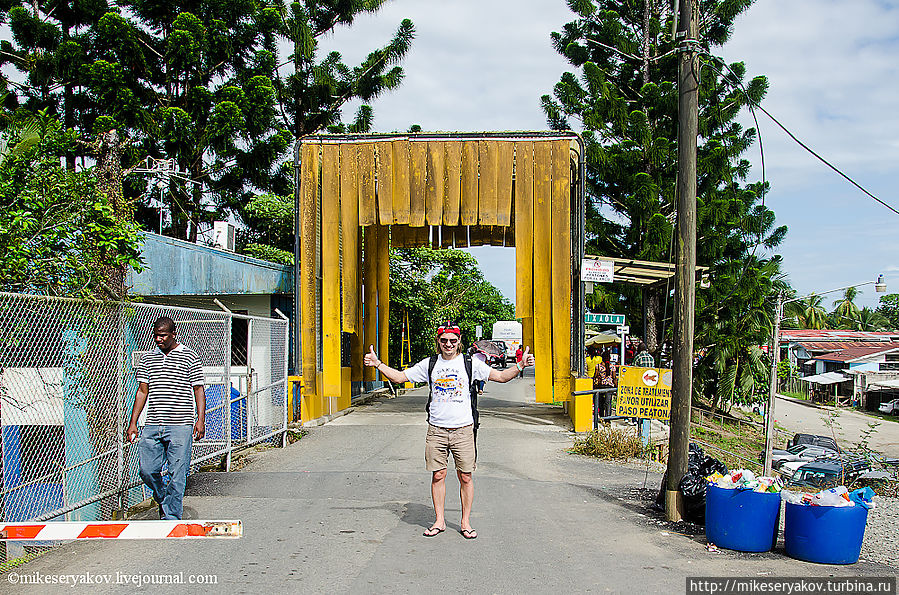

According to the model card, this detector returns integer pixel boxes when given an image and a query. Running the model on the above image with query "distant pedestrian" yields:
[515,346,525,378]
[633,342,655,368]
[364,321,535,540]
[125,317,206,520]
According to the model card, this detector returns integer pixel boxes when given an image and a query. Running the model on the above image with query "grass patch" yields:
[570,425,652,462]
[783,391,809,400]
[690,413,768,471]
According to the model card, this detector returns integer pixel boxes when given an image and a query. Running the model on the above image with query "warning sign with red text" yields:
[614,366,672,421]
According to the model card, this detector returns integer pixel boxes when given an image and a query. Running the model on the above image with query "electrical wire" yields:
[704,55,899,218]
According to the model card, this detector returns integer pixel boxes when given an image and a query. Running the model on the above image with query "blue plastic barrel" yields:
[705,484,781,552]
[784,502,868,564]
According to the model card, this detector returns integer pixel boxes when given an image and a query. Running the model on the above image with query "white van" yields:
[492,321,522,361]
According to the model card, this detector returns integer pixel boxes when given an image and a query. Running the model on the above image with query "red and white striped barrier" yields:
[0,520,241,540]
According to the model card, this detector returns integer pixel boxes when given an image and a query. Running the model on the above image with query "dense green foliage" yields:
[389,248,515,364]
[543,0,785,409]
[1,0,413,246]
[0,116,143,297]
[876,294,899,330]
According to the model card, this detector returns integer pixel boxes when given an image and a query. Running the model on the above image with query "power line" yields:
[705,55,899,218]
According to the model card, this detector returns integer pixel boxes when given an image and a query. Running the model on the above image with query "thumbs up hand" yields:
[364,345,381,368]
[522,346,535,367]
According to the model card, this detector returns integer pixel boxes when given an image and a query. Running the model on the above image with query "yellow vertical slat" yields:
[358,143,376,226]
[375,142,393,225]
[550,139,572,402]
[495,141,514,226]
[460,141,479,225]
[377,225,390,368]
[340,143,358,332]
[514,141,534,320]
[443,141,462,225]
[409,141,427,226]
[352,226,364,383]
[362,225,379,382]
[533,141,554,403]
[300,143,320,419]
[321,144,342,414]
[425,142,445,225]
[392,141,411,224]
[522,316,535,356]
[478,141,498,225]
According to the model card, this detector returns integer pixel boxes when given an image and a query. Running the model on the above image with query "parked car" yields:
[788,458,872,489]
[776,460,807,481]
[790,455,871,488]
[787,433,839,452]
[769,444,840,469]
[878,399,899,415]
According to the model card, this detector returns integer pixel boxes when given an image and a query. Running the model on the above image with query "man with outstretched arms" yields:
[364,321,535,540]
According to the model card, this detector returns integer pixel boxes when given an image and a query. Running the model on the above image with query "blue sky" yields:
[321,0,899,311]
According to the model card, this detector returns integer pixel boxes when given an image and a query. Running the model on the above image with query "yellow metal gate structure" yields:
[293,132,588,427]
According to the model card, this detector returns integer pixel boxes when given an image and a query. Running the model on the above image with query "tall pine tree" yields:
[1,1,414,242]
[543,0,786,408]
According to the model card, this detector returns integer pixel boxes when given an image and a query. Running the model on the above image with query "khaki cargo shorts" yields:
[425,424,476,473]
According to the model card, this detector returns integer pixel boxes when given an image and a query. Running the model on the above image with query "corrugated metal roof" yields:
[800,372,850,385]
[812,345,899,362]
[790,341,899,353]
[780,329,899,341]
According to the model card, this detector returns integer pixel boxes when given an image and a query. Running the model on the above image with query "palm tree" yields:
[785,295,827,329]
[844,308,889,331]
[832,287,861,325]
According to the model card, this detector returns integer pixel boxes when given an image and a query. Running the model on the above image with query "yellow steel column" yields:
[300,142,320,421]
[377,225,390,369]
[363,225,379,382]
[321,144,342,415]
[551,140,573,408]
[533,142,554,402]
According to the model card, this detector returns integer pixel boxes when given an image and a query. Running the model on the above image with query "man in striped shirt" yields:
[124,316,205,520]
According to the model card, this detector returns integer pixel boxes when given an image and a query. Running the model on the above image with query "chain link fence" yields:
[0,292,289,569]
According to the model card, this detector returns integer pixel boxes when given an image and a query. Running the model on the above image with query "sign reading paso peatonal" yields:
[615,366,672,421]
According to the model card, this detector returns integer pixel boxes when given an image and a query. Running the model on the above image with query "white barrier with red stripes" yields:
[0,520,241,540]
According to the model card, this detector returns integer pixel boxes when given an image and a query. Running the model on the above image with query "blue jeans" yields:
[138,425,193,520]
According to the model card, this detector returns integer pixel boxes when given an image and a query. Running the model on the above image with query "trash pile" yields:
[781,486,876,509]
[707,469,783,493]
[655,443,728,524]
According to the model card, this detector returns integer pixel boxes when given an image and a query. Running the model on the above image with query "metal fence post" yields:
[225,314,232,472]
[283,320,289,447]
[116,304,125,515]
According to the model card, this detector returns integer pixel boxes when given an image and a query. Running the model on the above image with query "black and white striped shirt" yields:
[135,344,204,426]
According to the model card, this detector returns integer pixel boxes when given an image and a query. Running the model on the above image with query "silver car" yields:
[770,444,840,469]
[878,399,899,415]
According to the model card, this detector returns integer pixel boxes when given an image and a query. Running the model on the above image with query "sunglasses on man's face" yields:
[439,338,458,345]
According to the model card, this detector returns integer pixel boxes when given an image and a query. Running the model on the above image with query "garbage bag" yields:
[679,472,708,523]
[654,442,728,524]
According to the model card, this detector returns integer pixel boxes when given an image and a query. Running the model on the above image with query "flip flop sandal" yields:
[423,526,445,537]
[461,529,478,539]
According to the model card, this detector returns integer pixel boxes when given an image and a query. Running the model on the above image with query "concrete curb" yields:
[301,388,397,428]
[776,392,828,411]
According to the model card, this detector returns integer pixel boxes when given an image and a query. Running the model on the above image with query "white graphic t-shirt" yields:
[405,354,492,428]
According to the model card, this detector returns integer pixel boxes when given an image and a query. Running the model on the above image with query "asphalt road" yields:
[4,378,895,594]
[773,396,899,457]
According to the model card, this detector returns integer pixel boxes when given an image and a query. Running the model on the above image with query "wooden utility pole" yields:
[665,0,699,522]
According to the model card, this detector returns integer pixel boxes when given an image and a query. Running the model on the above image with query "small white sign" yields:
[582,259,614,283]
[475,325,482,339]
[616,325,629,335]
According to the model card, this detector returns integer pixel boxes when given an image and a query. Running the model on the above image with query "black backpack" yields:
[424,353,480,441]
